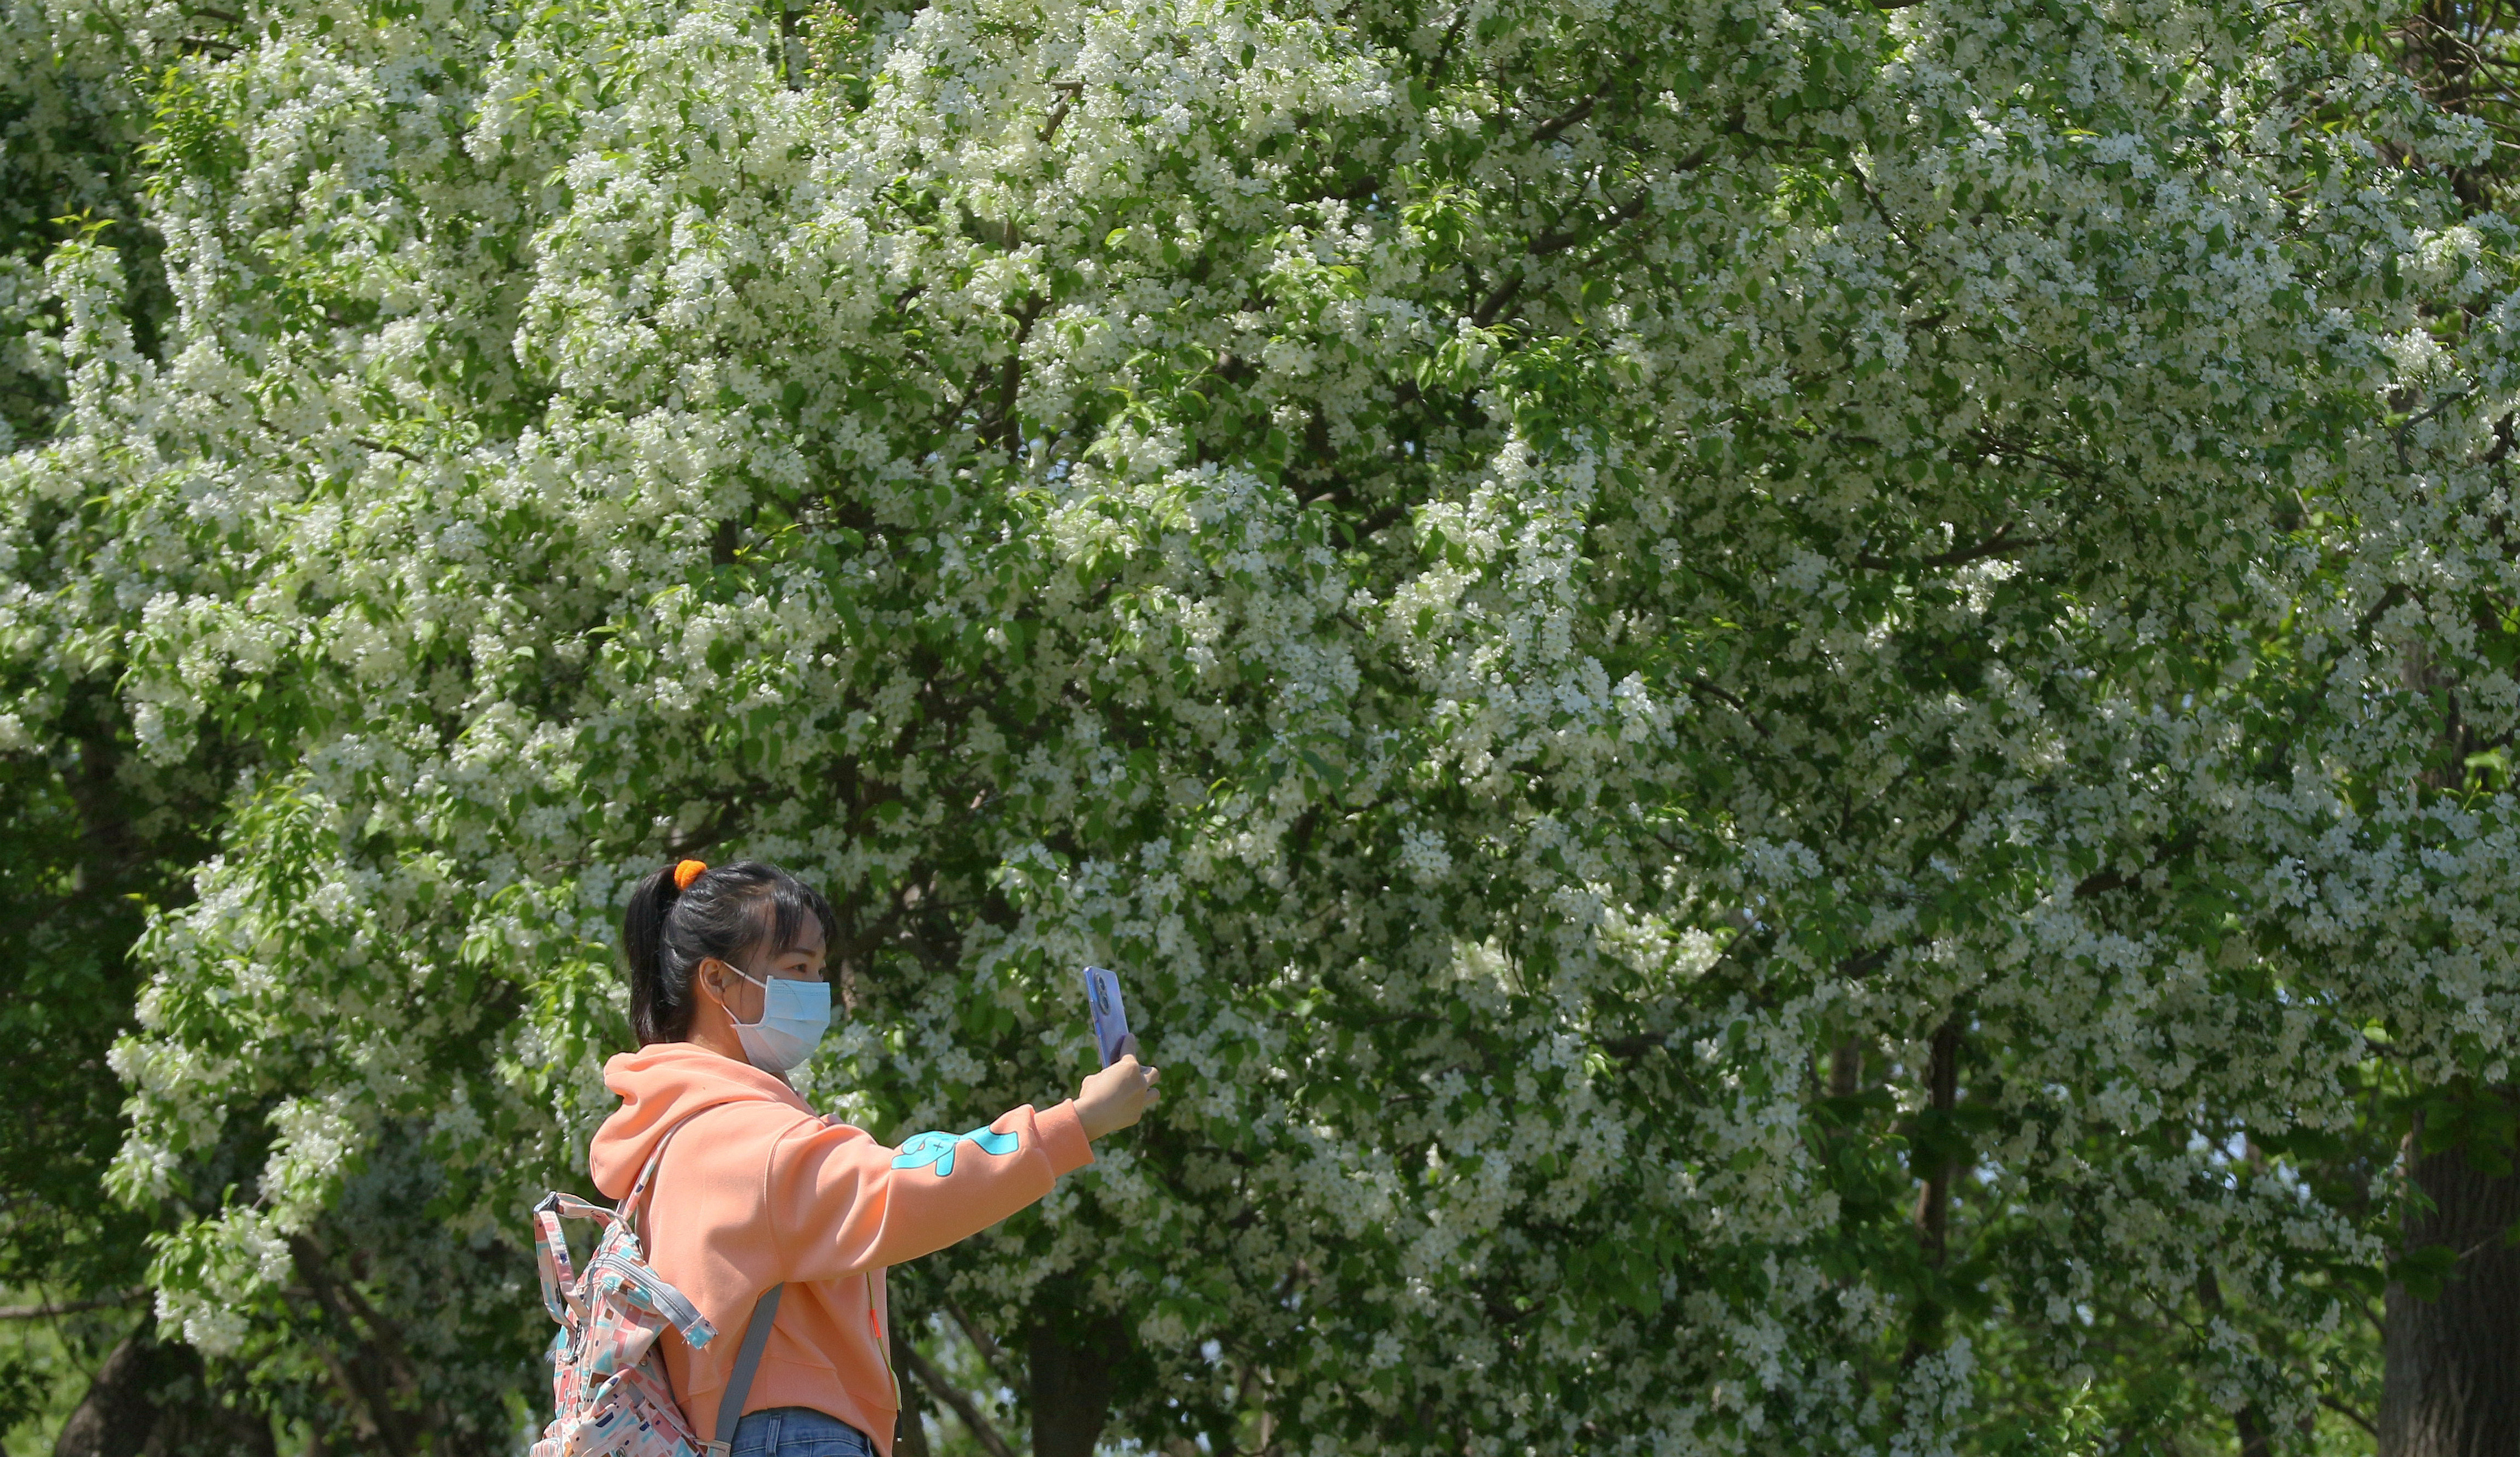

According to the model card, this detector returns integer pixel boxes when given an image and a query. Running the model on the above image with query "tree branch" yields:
[1680,675,1774,741]
[2072,832,2200,901]
[1854,521,2039,572]
[935,1287,1018,1384]
[901,1342,1020,1457]
[1470,272,1524,329]
[1039,80,1085,142]
[1527,182,1657,260]
[2394,385,2471,471]
[1465,130,1731,328]
[975,295,1048,455]
[1846,158,1920,253]
[1532,60,1638,144]
[352,436,420,464]
[1427,7,1469,83]
[0,1290,147,1321]
[2319,1392,2378,1437]
[289,1234,432,1456]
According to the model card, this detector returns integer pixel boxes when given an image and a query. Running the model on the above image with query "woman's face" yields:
[707,917,829,1024]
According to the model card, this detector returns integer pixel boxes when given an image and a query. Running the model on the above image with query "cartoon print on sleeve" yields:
[891,1124,1022,1178]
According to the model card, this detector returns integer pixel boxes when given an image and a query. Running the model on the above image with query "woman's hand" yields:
[1076,1036,1160,1140]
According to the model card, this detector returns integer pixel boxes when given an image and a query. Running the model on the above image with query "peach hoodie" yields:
[589,1044,1094,1453]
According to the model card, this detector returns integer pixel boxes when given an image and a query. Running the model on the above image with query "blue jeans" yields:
[727,1407,877,1457]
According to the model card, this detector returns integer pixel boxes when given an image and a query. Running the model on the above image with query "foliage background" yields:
[5,0,2520,1452]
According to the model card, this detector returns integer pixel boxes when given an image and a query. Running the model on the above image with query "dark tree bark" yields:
[2195,1269,2274,1457]
[1900,1018,1961,1368]
[891,1324,934,1457]
[1028,1312,1129,1457]
[1827,1035,1863,1099]
[52,1328,164,1457]
[54,1318,276,1457]
[2381,1086,2520,1457]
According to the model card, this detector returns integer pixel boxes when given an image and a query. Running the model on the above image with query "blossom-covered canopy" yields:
[4,0,2516,1447]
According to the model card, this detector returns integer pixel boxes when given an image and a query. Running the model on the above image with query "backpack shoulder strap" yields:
[702,1283,785,1456]
[617,1109,712,1235]
[622,1105,789,1454]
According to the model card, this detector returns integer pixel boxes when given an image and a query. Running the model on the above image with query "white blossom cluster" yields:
[5,0,2518,1447]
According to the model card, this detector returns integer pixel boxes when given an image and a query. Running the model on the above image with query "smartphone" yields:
[1082,965,1131,1067]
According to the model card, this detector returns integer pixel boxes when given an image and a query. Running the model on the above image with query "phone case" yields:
[1083,964,1130,1066]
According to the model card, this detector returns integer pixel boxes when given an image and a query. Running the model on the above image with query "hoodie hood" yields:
[590,1042,813,1199]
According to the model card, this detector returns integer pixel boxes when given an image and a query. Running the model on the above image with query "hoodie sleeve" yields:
[765,1099,1094,1282]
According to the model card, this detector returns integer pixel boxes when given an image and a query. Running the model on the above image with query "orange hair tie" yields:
[672,859,708,890]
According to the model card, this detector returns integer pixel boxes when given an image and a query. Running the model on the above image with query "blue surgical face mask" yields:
[717,964,832,1073]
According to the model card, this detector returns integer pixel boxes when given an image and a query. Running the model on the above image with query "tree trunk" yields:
[288,1233,438,1455]
[1901,1018,1961,1367]
[2195,1269,2274,1457]
[891,1324,934,1457]
[52,1327,165,1457]
[2380,1087,2520,1457]
[1028,1312,1128,1457]
[55,1319,277,1457]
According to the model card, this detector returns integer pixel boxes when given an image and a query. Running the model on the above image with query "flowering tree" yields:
[7,0,2520,1450]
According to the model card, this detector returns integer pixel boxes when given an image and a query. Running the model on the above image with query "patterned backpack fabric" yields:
[531,1123,784,1457]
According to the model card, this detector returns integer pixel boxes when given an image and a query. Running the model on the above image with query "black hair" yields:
[622,860,839,1046]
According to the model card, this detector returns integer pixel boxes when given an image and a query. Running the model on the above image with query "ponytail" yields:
[622,858,838,1045]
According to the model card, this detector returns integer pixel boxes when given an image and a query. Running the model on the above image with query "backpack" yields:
[530,1121,786,1457]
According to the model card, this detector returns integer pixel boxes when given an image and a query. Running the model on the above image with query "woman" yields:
[592,858,1158,1457]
